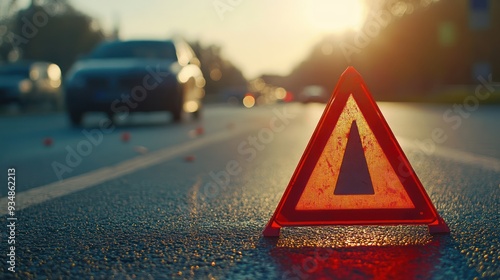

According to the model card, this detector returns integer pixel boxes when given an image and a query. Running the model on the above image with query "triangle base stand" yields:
[263,220,281,237]
[428,216,450,234]
[263,217,450,237]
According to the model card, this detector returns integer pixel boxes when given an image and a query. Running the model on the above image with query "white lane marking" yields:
[398,137,500,173]
[2,121,499,216]
[0,125,256,216]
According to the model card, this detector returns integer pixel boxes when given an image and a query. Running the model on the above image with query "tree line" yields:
[261,0,500,101]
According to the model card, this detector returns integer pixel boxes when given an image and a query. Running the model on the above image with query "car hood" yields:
[0,76,25,88]
[68,58,179,76]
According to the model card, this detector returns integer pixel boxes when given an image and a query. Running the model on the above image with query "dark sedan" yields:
[64,39,205,126]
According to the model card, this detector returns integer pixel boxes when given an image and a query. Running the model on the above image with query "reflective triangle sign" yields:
[263,67,449,237]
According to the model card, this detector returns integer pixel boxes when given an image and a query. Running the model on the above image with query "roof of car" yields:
[100,39,176,45]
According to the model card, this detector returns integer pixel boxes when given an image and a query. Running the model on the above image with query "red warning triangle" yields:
[263,67,449,237]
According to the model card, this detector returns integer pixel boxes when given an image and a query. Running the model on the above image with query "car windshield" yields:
[0,64,30,77]
[88,41,177,60]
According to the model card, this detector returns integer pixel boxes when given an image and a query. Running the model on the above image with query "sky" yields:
[59,0,368,79]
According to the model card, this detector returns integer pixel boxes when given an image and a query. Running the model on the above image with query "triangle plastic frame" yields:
[263,67,450,237]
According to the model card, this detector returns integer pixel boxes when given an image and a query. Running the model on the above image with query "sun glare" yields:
[306,0,366,33]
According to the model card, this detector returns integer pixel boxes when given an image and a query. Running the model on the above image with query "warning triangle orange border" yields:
[263,67,449,237]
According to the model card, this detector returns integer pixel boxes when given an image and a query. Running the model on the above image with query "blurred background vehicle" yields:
[221,86,249,106]
[0,61,62,110]
[64,39,205,126]
[298,85,329,104]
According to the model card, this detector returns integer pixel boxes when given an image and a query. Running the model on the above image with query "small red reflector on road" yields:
[184,155,196,162]
[196,126,204,135]
[263,67,449,237]
[43,137,53,147]
[189,126,205,138]
[227,122,235,130]
[121,132,130,142]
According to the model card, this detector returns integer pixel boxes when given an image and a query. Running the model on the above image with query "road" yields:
[0,102,499,279]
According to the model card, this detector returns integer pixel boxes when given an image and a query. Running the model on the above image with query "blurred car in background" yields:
[299,85,329,104]
[64,39,205,126]
[0,61,62,109]
[222,86,248,105]
[222,86,289,108]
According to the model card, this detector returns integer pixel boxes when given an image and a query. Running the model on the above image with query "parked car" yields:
[64,39,205,126]
[0,61,62,109]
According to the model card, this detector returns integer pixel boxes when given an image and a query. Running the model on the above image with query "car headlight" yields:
[178,71,190,83]
[169,62,181,74]
[18,79,33,93]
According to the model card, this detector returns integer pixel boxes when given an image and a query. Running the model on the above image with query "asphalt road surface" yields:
[0,102,499,279]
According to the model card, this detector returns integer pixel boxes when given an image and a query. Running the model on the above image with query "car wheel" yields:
[192,105,202,120]
[51,97,63,111]
[171,85,184,123]
[69,111,84,126]
[106,111,115,124]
